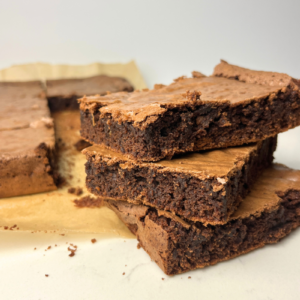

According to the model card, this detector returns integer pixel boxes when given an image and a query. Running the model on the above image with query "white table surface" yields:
[1,1,300,299]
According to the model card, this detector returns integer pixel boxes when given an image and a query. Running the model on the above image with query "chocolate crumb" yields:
[122,272,125,275]
[162,278,164,281]
[4,226,8,230]
[91,239,97,244]
[68,245,77,257]
[68,187,83,196]
[47,246,51,250]
[188,276,191,279]
[74,139,91,151]
[73,196,104,208]
[34,248,36,250]
[45,274,49,277]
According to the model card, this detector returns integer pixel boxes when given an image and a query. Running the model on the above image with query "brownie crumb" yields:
[74,139,91,151]
[91,239,97,244]
[68,245,77,257]
[73,196,103,208]
[45,274,49,277]
[68,187,83,196]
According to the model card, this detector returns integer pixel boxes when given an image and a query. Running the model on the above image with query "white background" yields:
[0,1,300,299]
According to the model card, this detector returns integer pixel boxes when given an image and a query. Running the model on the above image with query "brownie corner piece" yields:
[79,62,300,162]
[105,164,300,275]
[84,136,277,225]
[0,124,57,198]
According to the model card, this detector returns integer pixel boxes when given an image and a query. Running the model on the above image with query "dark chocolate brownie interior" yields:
[84,137,277,224]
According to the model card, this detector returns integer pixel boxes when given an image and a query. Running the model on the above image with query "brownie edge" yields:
[104,164,300,275]
[84,137,277,225]
[105,189,300,274]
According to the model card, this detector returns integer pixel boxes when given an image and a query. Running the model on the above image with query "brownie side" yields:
[48,95,80,111]
[85,137,277,225]
[0,142,56,198]
[80,85,300,162]
[106,189,300,275]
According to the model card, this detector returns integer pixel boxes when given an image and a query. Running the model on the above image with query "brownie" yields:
[0,81,56,198]
[105,164,300,275]
[84,137,277,225]
[46,75,134,111]
[79,61,300,162]
[0,81,49,131]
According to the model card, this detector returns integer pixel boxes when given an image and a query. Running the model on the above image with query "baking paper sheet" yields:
[0,61,146,238]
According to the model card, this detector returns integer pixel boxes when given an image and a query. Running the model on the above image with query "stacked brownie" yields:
[80,61,300,275]
[0,75,134,198]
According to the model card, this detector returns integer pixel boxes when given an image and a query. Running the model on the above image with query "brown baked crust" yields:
[0,81,56,198]
[105,164,300,275]
[46,75,134,111]
[83,137,277,225]
[80,62,300,162]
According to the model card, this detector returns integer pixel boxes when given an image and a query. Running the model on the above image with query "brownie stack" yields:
[79,61,300,275]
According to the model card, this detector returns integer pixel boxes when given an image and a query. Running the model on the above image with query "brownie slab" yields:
[46,75,134,111]
[83,136,277,225]
[105,164,300,275]
[80,61,300,162]
[0,81,56,198]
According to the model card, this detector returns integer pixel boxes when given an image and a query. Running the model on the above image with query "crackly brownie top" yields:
[83,139,267,180]
[79,62,298,127]
[46,75,133,98]
[0,81,55,158]
[213,60,299,87]
[0,81,50,131]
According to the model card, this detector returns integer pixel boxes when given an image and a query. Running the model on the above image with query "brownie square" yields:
[105,164,300,275]
[80,61,300,162]
[83,136,277,225]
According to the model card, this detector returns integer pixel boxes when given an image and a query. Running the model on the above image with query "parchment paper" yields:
[0,61,146,238]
